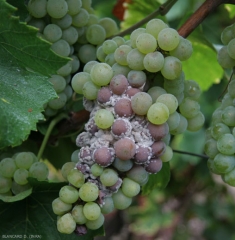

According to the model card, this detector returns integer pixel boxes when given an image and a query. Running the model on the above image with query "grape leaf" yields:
[0,68,57,149]
[120,0,163,30]
[0,1,69,149]
[224,4,235,19]
[141,162,171,195]
[0,1,69,76]
[182,32,224,91]
[6,0,29,21]
[0,179,105,240]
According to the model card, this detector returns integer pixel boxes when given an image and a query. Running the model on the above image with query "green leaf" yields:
[0,179,105,239]
[0,68,57,149]
[120,0,163,30]
[6,0,29,21]
[0,1,69,77]
[0,188,32,202]
[183,32,224,91]
[0,1,71,149]
[224,4,235,19]
[141,162,171,195]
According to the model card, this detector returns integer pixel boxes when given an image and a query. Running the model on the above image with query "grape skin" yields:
[47,0,68,19]
[52,197,72,216]
[0,158,17,178]
[13,169,29,185]
[15,152,34,170]
[61,162,76,180]
[101,197,114,214]
[126,87,141,97]
[145,158,163,174]
[28,0,47,18]
[151,141,166,157]
[217,133,235,155]
[83,202,101,221]
[147,102,169,125]
[57,213,76,234]
[72,205,87,224]
[79,182,99,202]
[158,28,180,51]
[114,98,133,118]
[112,189,132,210]
[214,153,235,174]
[112,158,133,172]
[97,87,112,104]
[114,137,136,160]
[127,70,146,88]
[121,178,140,198]
[93,147,115,167]
[136,33,157,54]
[114,45,132,66]
[111,118,132,138]
[131,92,153,116]
[100,168,119,187]
[110,74,129,95]
[29,162,49,181]
[67,169,85,188]
[59,185,79,204]
[134,145,152,164]
[86,214,105,230]
[147,122,169,141]
[0,175,12,193]
[126,165,149,186]
[94,109,114,129]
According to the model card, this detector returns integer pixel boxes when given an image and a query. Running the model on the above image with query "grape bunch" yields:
[217,22,235,68]
[205,24,235,186]
[52,18,205,236]
[26,0,119,117]
[0,152,49,196]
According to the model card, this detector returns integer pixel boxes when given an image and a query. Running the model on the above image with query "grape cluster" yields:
[0,152,49,196]
[205,24,235,186]
[217,22,235,68]
[205,77,235,185]
[26,0,119,117]
[52,17,205,236]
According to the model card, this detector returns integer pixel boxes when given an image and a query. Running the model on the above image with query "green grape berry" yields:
[147,102,169,125]
[83,202,101,221]
[94,109,114,129]
[79,182,99,202]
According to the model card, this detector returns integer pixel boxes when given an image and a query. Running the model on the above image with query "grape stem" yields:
[37,113,68,160]
[218,70,234,102]
[173,149,208,159]
[112,0,179,37]
[178,0,235,38]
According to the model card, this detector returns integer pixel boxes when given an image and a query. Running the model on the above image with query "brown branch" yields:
[178,0,235,38]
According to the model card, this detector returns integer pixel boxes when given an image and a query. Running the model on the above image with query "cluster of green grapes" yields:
[205,24,235,185]
[217,22,235,69]
[26,0,119,117]
[52,18,205,236]
[0,152,49,196]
